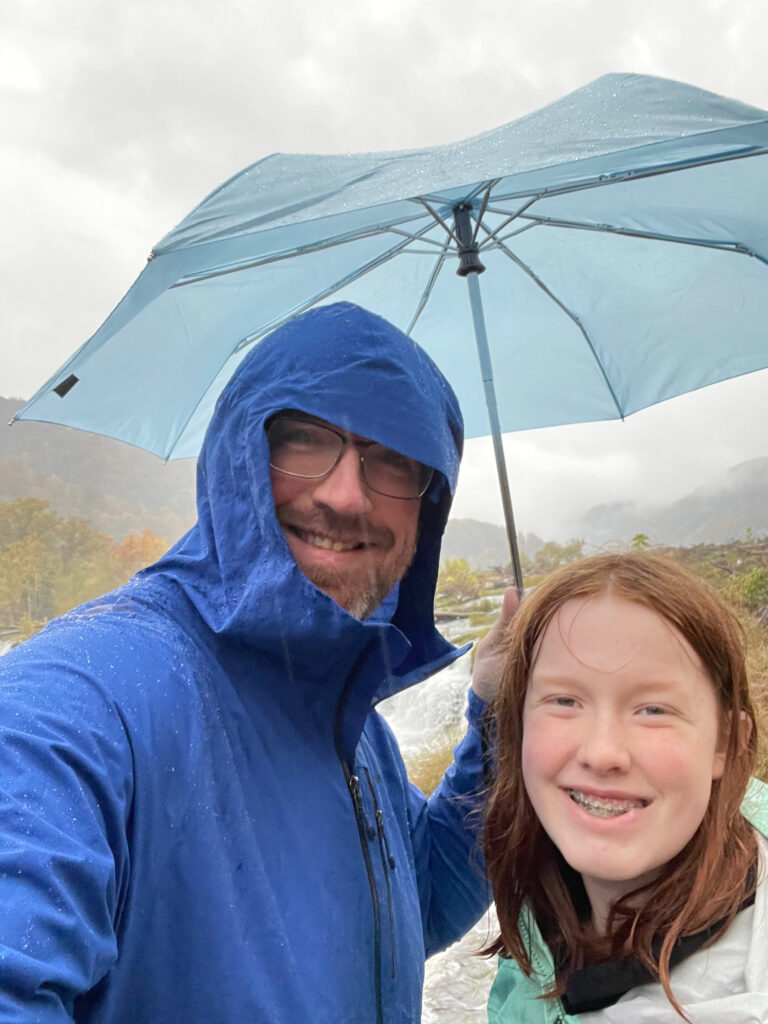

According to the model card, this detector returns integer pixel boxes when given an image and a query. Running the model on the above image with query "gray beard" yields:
[304,538,417,620]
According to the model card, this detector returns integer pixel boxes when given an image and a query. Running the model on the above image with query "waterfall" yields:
[380,617,498,1023]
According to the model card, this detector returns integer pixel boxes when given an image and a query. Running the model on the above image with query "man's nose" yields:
[311,446,372,515]
[576,714,631,775]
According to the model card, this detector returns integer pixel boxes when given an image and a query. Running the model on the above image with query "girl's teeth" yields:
[568,790,646,818]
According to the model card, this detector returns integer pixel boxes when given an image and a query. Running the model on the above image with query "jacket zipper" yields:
[345,767,384,1024]
[521,911,567,1023]
[363,766,397,978]
[333,642,385,1024]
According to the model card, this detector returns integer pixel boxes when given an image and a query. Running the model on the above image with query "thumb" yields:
[471,587,521,702]
[482,587,520,650]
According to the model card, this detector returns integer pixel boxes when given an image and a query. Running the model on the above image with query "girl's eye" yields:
[552,696,577,708]
[641,705,666,716]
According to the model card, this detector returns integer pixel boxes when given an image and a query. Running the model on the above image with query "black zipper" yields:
[334,643,385,1024]
[346,768,384,1023]
[363,766,397,979]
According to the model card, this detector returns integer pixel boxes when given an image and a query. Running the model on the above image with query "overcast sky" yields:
[3,0,767,541]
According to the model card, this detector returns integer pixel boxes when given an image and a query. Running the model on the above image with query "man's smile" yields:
[277,515,393,553]
[285,523,370,553]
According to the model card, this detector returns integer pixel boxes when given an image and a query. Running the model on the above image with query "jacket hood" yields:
[140,302,464,704]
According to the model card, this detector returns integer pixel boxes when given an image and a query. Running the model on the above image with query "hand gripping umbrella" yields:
[15,73,768,593]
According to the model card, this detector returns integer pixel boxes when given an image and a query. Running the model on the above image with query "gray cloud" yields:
[2,0,767,537]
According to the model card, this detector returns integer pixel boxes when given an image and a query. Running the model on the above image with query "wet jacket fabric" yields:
[487,780,768,1024]
[0,303,491,1024]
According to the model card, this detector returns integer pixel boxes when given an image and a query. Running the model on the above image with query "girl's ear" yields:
[712,748,726,780]
[712,710,752,781]
[736,709,754,752]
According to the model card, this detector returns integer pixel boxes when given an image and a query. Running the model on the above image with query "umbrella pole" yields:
[463,273,525,595]
[453,204,524,595]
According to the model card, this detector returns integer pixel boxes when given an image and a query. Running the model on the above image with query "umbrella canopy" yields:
[15,73,768,584]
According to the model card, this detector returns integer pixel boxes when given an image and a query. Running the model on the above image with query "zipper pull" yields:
[349,775,377,839]
[375,809,396,869]
[349,774,363,814]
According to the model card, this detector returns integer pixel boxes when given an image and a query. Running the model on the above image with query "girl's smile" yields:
[521,591,727,932]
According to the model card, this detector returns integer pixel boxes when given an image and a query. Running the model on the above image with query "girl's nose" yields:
[576,717,632,775]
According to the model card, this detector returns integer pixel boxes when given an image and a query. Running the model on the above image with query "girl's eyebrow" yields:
[529,672,694,694]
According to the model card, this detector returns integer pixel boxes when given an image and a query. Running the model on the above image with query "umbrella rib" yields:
[169,213,432,288]
[406,244,452,335]
[397,248,452,256]
[472,183,498,243]
[384,227,452,250]
[465,181,497,205]
[481,144,768,208]
[478,221,539,251]
[475,195,543,245]
[172,146,768,290]
[412,181,491,208]
[489,213,767,262]
[166,222,447,454]
[231,230,435,354]
[414,199,462,246]
[486,232,626,420]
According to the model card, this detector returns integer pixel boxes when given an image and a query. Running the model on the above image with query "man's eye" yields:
[375,449,417,476]
[278,425,324,447]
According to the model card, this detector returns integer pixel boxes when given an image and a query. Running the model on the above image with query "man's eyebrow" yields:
[272,409,375,445]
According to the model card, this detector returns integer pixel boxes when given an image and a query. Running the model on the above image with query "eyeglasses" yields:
[266,416,433,500]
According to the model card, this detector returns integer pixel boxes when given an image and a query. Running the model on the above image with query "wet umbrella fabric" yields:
[15,73,768,586]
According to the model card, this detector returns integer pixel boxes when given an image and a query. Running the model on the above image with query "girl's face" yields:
[521,592,726,932]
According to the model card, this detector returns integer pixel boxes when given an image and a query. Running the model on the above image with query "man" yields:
[0,302,510,1023]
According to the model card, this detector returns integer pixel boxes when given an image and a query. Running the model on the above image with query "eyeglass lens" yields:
[267,418,432,499]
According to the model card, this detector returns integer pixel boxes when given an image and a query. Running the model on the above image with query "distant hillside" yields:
[4,395,767,560]
[575,456,768,548]
[1,399,196,542]
[445,458,768,568]
[441,519,544,569]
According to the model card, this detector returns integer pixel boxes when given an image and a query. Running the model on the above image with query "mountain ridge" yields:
[3,397,766,562]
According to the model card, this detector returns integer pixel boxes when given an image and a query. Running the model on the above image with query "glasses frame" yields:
[266,415,434,500]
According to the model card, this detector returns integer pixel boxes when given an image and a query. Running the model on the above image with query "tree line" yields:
[437,538,585,602]
[0,498,169,640]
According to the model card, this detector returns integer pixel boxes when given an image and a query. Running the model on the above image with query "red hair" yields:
[483,553,758,1017]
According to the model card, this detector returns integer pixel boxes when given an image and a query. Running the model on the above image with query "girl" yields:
[484,553,768,1023]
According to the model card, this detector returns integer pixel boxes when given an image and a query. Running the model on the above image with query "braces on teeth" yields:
[567,790,646,818]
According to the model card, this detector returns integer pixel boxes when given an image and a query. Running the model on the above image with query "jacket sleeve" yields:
[0,637,134,1021]
[408,688,492,955]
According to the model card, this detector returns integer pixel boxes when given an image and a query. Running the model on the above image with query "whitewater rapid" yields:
[380,622,497,1024]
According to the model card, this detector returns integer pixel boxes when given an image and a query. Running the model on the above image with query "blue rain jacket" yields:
[0,303,491,1024]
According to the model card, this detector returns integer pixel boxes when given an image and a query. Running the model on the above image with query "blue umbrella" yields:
[14,73,768,591]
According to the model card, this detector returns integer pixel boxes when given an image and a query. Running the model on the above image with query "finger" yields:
[499,586,520,624]
[478,588,519,653]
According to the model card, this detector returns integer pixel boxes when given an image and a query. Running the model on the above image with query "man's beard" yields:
[277,508,418,620]
[303,552,414,619]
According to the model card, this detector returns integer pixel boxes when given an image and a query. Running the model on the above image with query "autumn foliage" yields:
[0,498,168,637]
